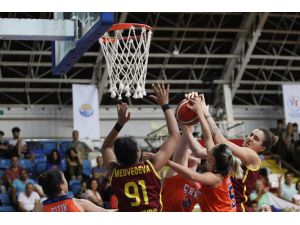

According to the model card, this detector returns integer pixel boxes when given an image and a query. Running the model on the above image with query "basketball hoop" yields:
[99,23,153,100]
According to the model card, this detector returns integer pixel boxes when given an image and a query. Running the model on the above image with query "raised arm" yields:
[150,82,180,136]
[165,135,188,178]
[180,125,207,158]
[167,160,221,187]
[75,198,108,212]
[101,103,131,173]
[149,82,181,172]
[150,83,188,177]
[185,93,215,171]
[188,93,260,168]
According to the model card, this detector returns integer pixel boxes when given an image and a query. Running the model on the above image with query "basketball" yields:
[175,99,199,125]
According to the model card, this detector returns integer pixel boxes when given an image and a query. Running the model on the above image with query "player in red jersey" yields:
[168,143,243,212]
[33,170,108,212]
[167,98,243,212]
[161,140,203,212]
[102,82,181,212]
[185,92,275,212]
[143,124,205,212]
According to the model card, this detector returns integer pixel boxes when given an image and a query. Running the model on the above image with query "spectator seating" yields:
[268,173,280,188]
[69,180,81,196]
[83,160,92,177]
[61,159,67,172]
[0,193,15,212]
[261,159,288,174]
[19,159,33,172]
[0,159,11,170]
[42,141,58,155]
[34,159,47,174]
[59,141,71,157]
[0,206,16,212]
[88,151,100,161]
[0,193,10,205]
[29,149,45,159]
[67,191,74,198]
[27,140,72,159]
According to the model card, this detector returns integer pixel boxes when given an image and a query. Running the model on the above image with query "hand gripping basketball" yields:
[175,99,199,125]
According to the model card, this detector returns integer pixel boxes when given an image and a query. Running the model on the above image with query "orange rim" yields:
[108,23,152,32]
[100,23,152,43]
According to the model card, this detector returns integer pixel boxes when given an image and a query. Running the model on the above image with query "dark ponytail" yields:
[259,128,275,151]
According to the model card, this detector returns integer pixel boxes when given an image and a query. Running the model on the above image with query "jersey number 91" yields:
[124,180,149,207]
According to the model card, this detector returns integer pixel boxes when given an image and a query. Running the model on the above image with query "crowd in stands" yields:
[0,127,116,212]
[243,118,300,212]
[270,119,300,169]
[2,118,300,212]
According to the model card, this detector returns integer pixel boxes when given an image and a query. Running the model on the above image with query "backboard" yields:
[52,12,114,75]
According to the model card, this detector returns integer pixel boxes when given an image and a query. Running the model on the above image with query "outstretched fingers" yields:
[151,81,169,105]
[117,103,131,125]
[185,91,199,100]
[152,83,160,94]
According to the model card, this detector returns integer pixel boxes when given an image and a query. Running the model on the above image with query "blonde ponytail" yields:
[230,156,244,179]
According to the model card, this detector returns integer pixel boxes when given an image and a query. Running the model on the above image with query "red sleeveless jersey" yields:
[231,163,260,212]
[199,175,236,212]
[43,195,81,212]
[162,174,201,212]
[110,160,162,212]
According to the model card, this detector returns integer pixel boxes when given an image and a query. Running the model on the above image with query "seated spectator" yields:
[260,204,272,212]
[92,155,107,184]
[84,178,103,207]
[278,172,297,202]
[270,119,285,137]
[79,180,88,199]
[8,127,28,158]
[294,141,300,170]
[0,130,9,158]
[47,149,62,171]
[292,123,299,142]
[258,167,269,188]
[12,169,35,206]
[17,183,40,212]
[250,200,259,212]
[270,119,285,154]
[0,176,6,193]
[282,123,295,161]
[100,176,118,209]
[250,179,270,210]
[4,156,22,192]
[66,148,83,180]
[68,130,92,160]
[292,181,300,205]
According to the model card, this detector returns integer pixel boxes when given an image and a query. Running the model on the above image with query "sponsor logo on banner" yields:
[79,104,94,117]
[288,95,300,111]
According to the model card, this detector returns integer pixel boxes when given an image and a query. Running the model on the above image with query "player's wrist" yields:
[114,122,124,132]
[161,103,171,112]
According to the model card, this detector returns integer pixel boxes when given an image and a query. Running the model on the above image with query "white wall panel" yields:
[0,105,284,146]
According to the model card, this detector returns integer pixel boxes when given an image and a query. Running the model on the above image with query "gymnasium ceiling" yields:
[0,12,300,107]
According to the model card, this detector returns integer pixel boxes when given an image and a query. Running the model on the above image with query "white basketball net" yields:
[99,24,153,100]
